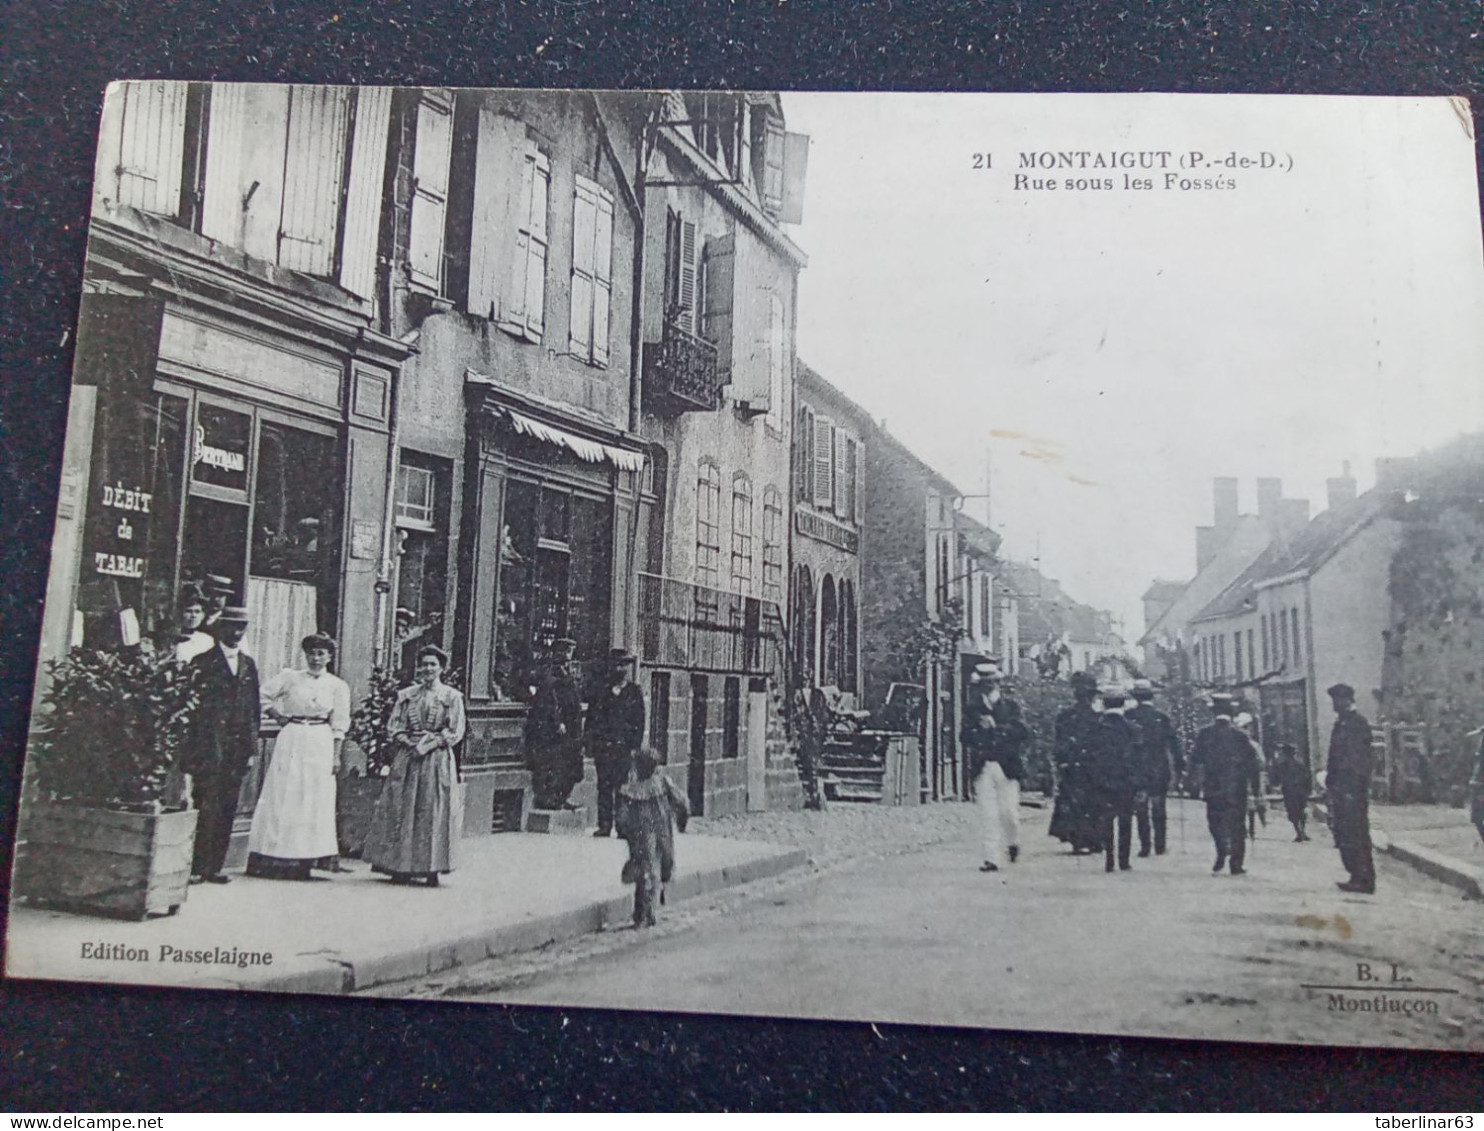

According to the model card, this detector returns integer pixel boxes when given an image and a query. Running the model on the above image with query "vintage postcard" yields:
[5,86,1483,1052]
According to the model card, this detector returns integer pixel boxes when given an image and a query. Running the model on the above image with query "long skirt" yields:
[364,744,461,876]
[247,722,338,862]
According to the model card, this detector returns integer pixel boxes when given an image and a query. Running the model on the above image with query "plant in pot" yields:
[20,646,200,920]
[339,666,403,857]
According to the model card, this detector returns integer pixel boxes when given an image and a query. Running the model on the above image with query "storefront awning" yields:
[502,407,646,472]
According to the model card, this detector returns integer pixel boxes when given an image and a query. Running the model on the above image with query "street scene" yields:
[6,86,1484,1052]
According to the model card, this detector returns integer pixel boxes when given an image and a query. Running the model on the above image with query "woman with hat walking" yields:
[246,633,350,881]
[364,644,466,886]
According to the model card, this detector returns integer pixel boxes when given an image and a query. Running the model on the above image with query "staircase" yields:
[819,733,890,803]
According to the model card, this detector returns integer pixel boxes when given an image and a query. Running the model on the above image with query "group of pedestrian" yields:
[1046,675,1185,873]
[169,585,463,889]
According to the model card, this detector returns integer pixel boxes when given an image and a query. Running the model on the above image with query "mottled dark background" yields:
[2,0,1480,1111]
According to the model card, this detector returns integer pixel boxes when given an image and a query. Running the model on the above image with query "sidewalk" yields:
[4,833,805,996]
[1314,800,1484,899]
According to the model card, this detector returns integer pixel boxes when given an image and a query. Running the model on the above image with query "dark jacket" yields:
[1088,713,1142,799]
[1127,702,1183,793]
[1053,702,1101,773]
[1272,754,1311,803]
[526,668,583,751]
[1325,709,1373,795]
[585,680,646,761]
[1191,719,1262,805]
[184,646,261,777]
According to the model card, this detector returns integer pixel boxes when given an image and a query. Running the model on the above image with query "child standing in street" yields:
[616,747,689,928]
[1272,743,1311,842]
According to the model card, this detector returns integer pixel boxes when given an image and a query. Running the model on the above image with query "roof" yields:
[795,359,877,430]
[867,423,964,497]
[1142,579,1187,602]
[1190,488,1392,624]
[955,511,1002,560]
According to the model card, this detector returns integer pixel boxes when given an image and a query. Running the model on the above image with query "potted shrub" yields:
[338,666,402,857]
[18,647,200,920]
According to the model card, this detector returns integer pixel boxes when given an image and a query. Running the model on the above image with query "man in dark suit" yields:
[1090,688,1142,873]
[1127,679,1184,856]
[1326,682,1376,894]
[585,647,645,837]
[185,606,260,884]
[525,638,585,810]
[1191,694,1264,876]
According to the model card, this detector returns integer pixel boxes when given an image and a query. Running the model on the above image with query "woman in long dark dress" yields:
[363,645,465,887]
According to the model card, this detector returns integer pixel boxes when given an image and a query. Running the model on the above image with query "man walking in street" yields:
[586,647,646,837]
[1090,687,1141,873]
[524,638,585,811]
[1049,671,1103,855]
[963,662,1029,873]
[184,606,260,884]
[1127,678,1183,857]
[1190,694,1264,876]
[1326,682,1376,894]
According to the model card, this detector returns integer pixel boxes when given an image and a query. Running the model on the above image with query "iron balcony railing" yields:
[644,318,724,412]
[637,572,784,677]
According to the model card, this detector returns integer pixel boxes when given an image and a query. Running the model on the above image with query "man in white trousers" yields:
[964,663,1031,873]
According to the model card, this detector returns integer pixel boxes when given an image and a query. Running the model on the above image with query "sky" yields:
[780,92,1484,641]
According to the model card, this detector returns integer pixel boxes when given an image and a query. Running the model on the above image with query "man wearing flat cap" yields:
[184,605,260,883]
[1325,682,1375,894]
[585,647,646,836]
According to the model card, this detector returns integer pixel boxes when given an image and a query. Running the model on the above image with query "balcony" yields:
[637,572,784,677]
[644,319,724,413]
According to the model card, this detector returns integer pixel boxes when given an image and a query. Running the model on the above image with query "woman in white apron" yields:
[247,633,350,880]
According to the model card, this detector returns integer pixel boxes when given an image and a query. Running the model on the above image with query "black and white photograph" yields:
[5,83,1484,1055]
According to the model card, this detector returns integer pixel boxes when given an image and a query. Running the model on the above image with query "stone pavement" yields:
[1315,800,1484,899]
[4,832,804,996]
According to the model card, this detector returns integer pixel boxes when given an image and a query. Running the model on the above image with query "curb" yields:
[1312,803,1482,901]
[255,845,809,996]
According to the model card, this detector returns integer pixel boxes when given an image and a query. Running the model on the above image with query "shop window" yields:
[493,478,613,701]
[394,455,451,681]
[723,676,741,759]
[79,389,188,648]
[251,420,342,645]
[191,404,252,494]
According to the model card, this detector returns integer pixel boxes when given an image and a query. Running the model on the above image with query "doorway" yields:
[688,674,709,815]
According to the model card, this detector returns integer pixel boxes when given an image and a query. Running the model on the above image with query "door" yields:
[746,686,768,811]
[688,674,709,816]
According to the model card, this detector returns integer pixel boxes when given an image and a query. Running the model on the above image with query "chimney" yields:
[1196,526,1217,572]
[1256,477,1283,522]
[1326,460,1357,510]
[1213,477,1239,532]
[1279,497,1311,538]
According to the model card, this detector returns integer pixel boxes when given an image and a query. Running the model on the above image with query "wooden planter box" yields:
[336,774,385,857]
[17,804,198,921]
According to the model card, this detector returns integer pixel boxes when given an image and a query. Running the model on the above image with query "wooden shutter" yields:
[408,92,453,290]
[701,234,734,374]
[468,110,521,318]
[199,83,247,245]
[569,178,597,358]
[854,437,865,523]
[278,86,351,277]
[767,293,785,419]
[678,219,698,333]
[780,131,809,225]
[834,429,849,514]
[504,144,549,339]
[591,187,613,365]
[339,87,392,299]
[794,407,813,503]
[110,81,188,215]
[813,417,834,508]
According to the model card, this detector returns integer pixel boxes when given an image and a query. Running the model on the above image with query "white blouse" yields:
[260,668,352,740]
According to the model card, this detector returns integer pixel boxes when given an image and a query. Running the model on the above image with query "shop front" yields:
[457,376,648,833]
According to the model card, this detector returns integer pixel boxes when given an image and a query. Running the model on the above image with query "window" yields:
[393,454,451,678]
[841,580,859,694]
[730,474,754,594]
[761,486,783,603]
[1247,629,1255,677]
[395,463,436,530]
[1234,631,1243,681]
[1279,610,1290,666]
[408,92,454,291]
[1292,608,1302,662]
[696,462,722,589]
[980,575,992,638]
[765,294,786,433]
[842,434,859,520]
[820,575,839,687]
[1260,614,1269,670]
[700,235,735,374]
[501,142,550,341]
[812,415,835,508]
[569,175,614,366]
